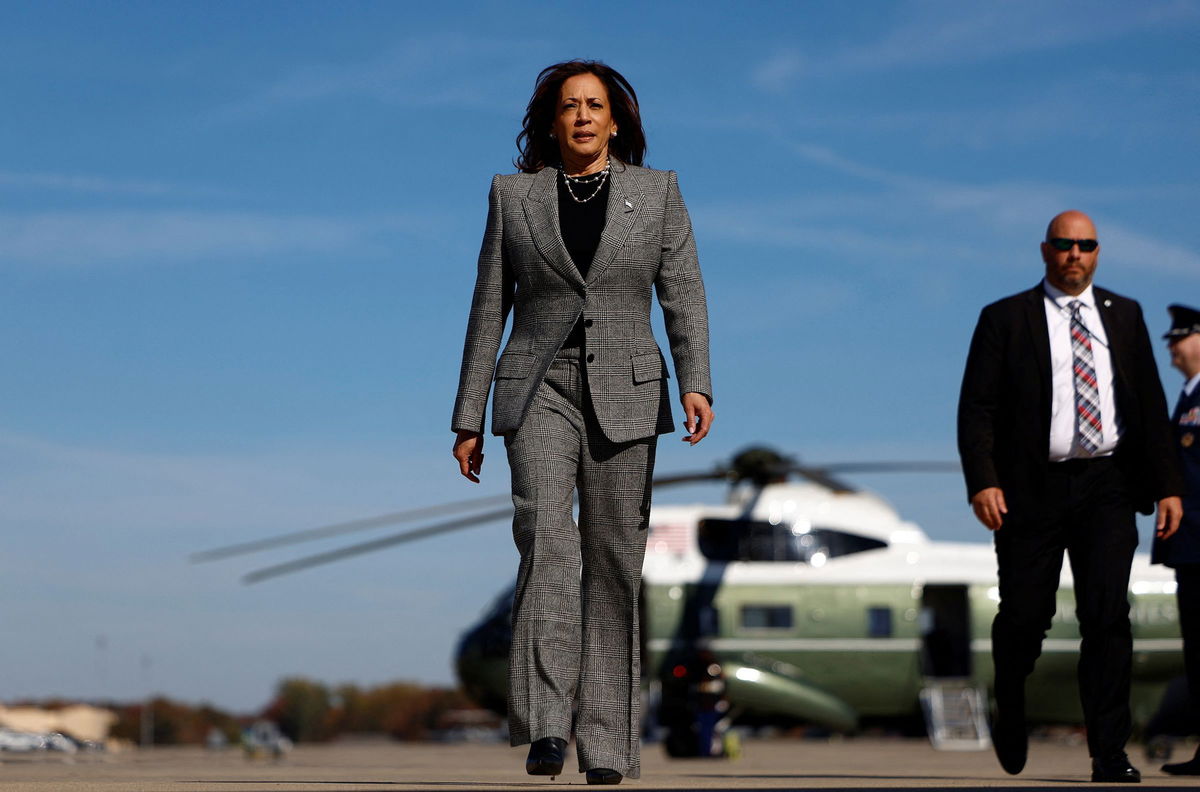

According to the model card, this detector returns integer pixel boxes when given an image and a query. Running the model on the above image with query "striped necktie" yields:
[1069,300,1103,454]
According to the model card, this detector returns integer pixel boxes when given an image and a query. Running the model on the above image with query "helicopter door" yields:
[920,584,972,678]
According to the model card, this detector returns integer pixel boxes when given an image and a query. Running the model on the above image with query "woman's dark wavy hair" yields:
[515,60,646,173]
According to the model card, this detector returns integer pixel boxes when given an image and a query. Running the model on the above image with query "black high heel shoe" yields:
[585,768,623,785]
[526,737,567,776]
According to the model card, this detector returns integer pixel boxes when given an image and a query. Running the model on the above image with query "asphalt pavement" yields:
[3,737,1199,791]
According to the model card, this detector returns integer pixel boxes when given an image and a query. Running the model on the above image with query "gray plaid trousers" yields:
[504,354,655,779]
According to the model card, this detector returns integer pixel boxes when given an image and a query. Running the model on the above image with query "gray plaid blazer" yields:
[452,162,711,443]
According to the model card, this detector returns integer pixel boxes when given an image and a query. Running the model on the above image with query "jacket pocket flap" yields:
[495,353,535,379]
[631,351,668,384]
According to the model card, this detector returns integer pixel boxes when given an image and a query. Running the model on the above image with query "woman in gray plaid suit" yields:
[452,60,713,785]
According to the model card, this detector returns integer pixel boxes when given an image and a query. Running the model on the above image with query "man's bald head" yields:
[1041,210,1100,296]
[1045,210,1097,242]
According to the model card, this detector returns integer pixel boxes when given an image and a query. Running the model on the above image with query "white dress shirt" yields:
[1043,280,1122,460]
[1184,372,1200,398]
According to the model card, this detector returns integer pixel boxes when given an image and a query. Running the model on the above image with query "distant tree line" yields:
[14,679,491,745]
[262,677,484,742]
[110,698,244,745]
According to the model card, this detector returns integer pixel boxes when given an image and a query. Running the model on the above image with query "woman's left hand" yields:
[680,392,713,445]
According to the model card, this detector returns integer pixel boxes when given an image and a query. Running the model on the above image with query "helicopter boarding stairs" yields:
[917,583,991,750]
[919,680,991,751]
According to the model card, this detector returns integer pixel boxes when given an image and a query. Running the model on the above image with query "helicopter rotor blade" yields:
[242,506,515,585]
[819,461,961,474]
[208,451,961,584]
[787,460,961,492]
[233,471,729,583]
[651,467,733,488]
[190,492,513,564]
[786,465,857,493]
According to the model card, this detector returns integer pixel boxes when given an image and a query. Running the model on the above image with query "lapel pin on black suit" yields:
[1104,299,1112,307]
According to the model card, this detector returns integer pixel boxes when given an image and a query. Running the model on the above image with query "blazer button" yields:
[584,318,593,328]
[586,353,595,363]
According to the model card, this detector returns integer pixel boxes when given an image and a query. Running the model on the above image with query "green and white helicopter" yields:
[194,448,1185,754]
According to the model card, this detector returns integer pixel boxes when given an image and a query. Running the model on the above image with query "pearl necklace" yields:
[562,159,610,204]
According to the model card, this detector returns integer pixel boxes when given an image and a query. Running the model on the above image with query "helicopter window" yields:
[811,528,886,560]
[867,606,893,638]
[698,519,887,563]
[741,605,793,630]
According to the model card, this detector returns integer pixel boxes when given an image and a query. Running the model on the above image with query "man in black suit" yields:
[958,210,1183,782]
[1153,304,1200,775]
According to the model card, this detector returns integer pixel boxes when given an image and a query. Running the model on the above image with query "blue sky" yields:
[2,1,1198,712]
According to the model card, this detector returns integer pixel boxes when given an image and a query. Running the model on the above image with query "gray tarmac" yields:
[2,737,1199,791]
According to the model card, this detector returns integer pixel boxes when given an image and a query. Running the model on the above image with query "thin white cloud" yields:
[751,50,805,93]
[0,211,354,267]
[695,132,1200,279]
[767,133,1195,228]
[784,140,917,189]
[0,209,449,268]
[0,171,228,199]
[750,1,1199,91]
[213,33,546,120]
[829,0,1199,73]
[772,136,1089,229]
[693,205,941,261]
[734,61,1199,152]
[1101,224,1200,276]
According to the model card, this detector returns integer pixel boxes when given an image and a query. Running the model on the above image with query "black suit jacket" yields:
[957,283,1183,516]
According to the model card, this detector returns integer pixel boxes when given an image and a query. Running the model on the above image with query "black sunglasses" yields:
[1048,237,1099,253]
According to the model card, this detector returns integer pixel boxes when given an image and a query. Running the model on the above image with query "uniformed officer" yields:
[1154,303,1200,775]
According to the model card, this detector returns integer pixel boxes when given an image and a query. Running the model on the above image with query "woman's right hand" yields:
[452,430,485,483]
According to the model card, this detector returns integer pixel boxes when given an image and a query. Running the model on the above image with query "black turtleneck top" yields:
[557,172,609,350]
[557,173,609,280]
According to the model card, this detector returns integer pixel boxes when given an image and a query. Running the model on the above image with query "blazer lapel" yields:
[587,164,643,287]
[521,167,585,290]
[1023,284,1052,408]
[1094,287,1128,387]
